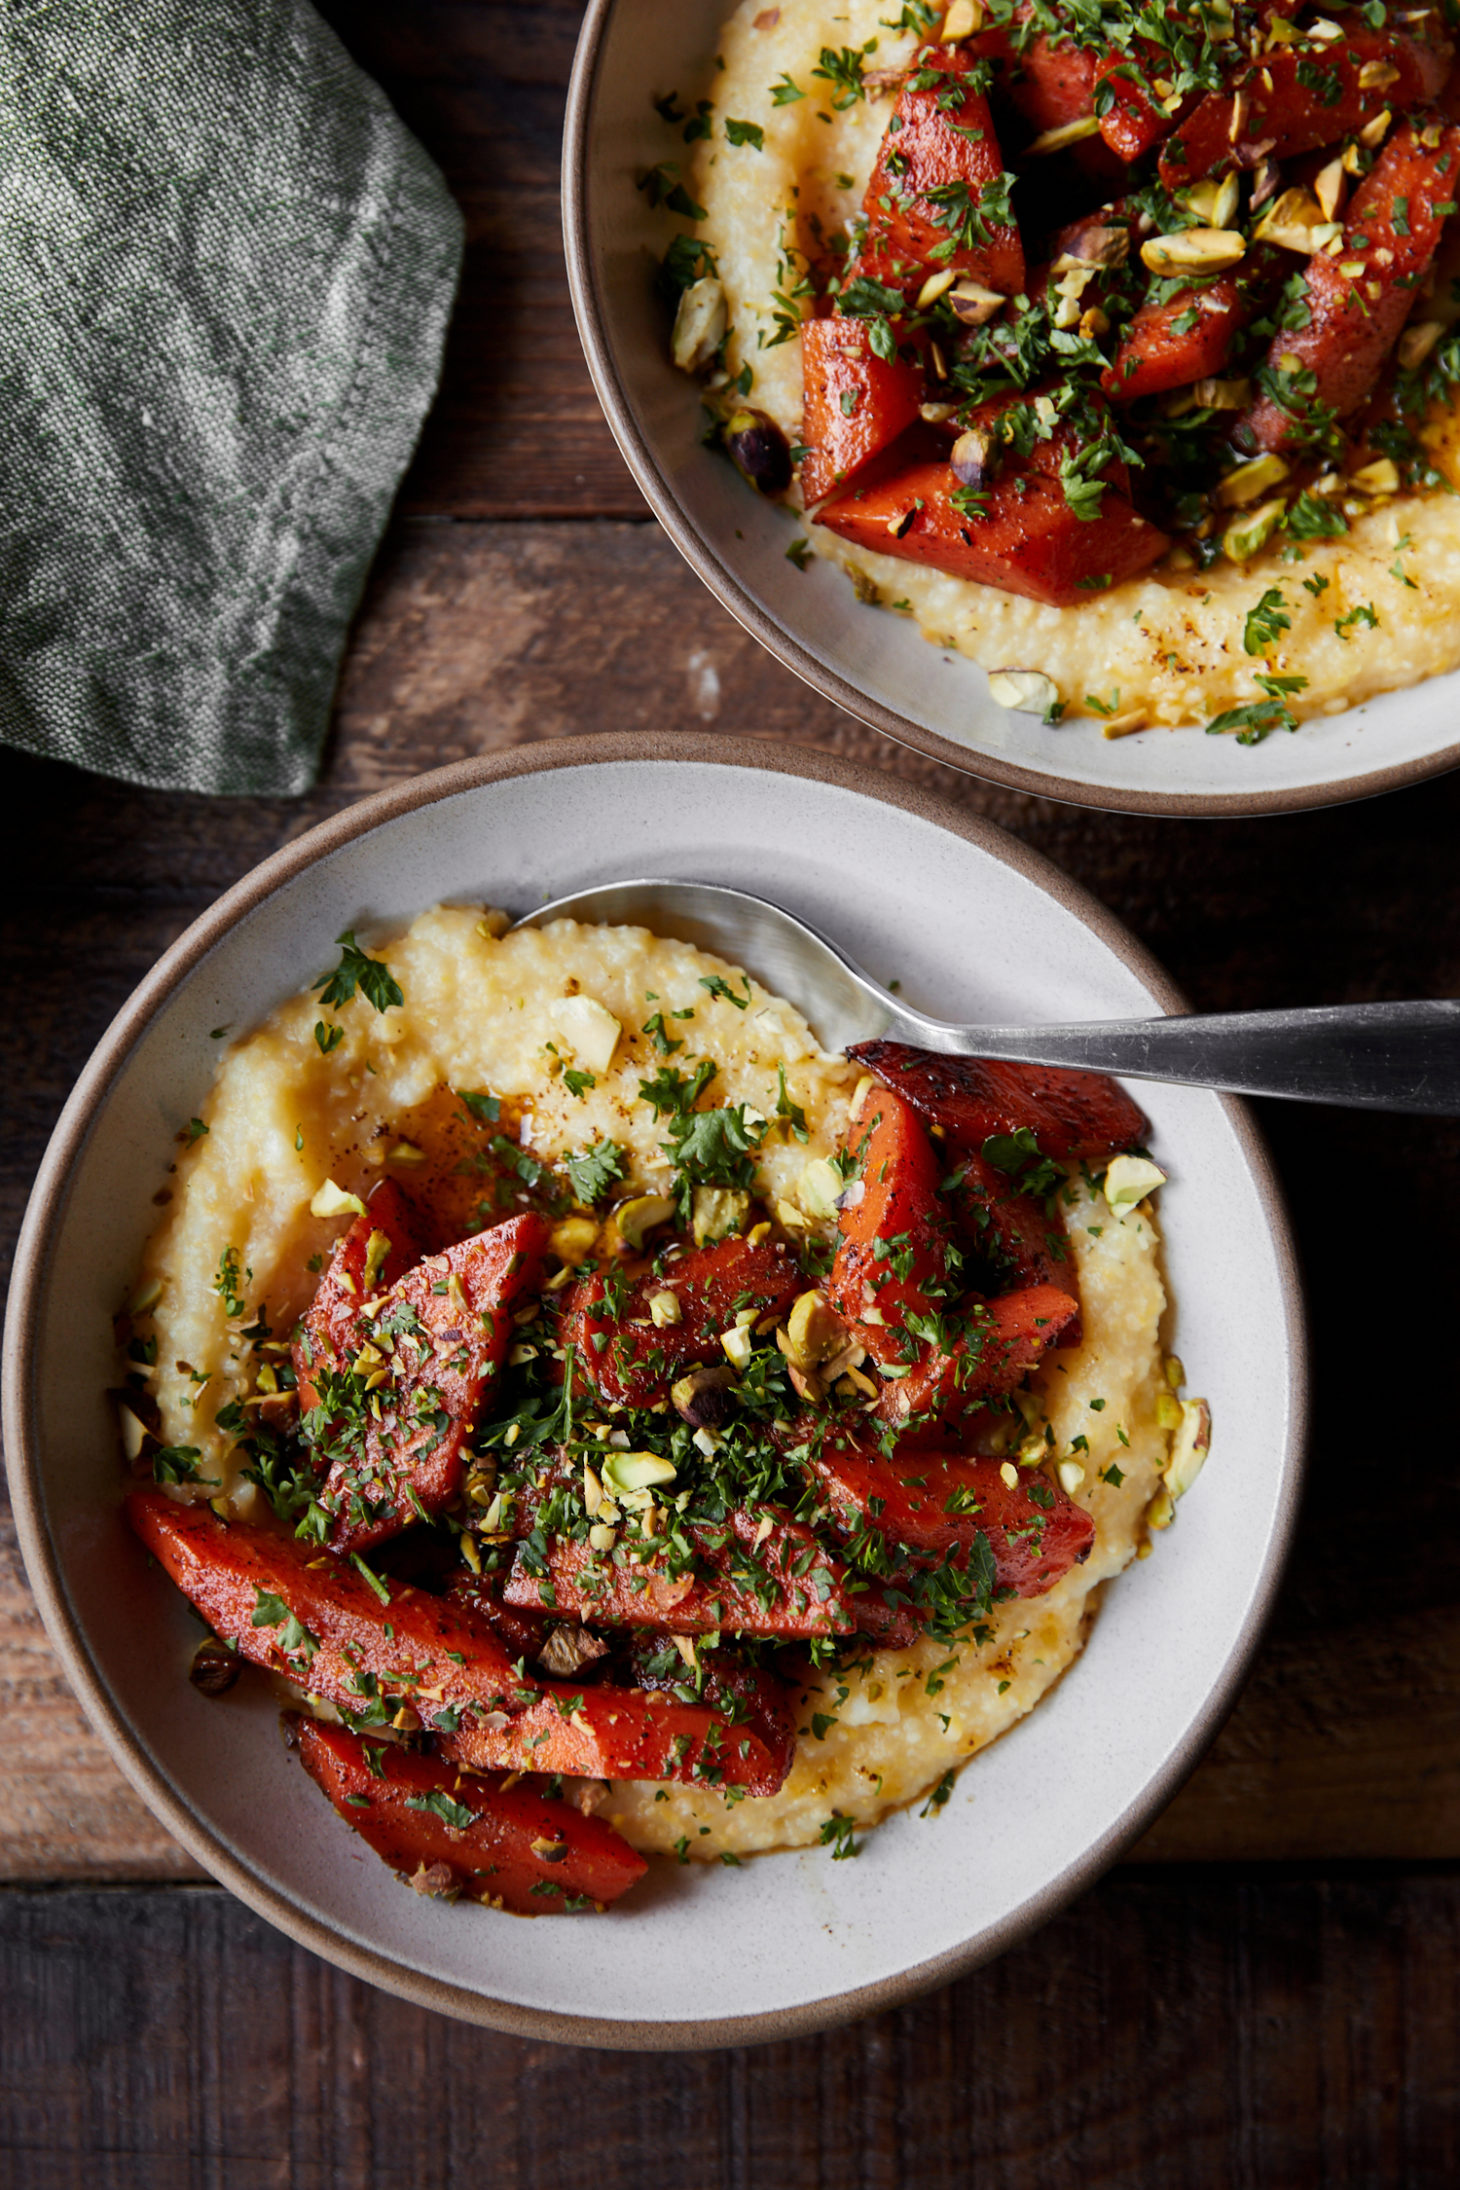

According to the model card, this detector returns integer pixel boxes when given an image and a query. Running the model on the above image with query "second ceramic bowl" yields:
[4,737,1306,2044]
[563,0,1460,817]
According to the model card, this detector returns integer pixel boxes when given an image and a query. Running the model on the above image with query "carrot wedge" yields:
[442,1684,792,1796]
[814,451,1166,607]
[298,1211,550,1553]
[502,1503,918,1644]
[1103,277,1247,404]
[559,1231,799,1410]
[129,1492,791,1790]
[848,1041,1150,1165]
[292,1716,647,1913]
[824,1081,960,1370]
[1241,118,1460,451]
[799,316,923,508]
[809,1443,1094,1597]
[855,41,1024,298]
[127,1489,521,1726]
[294,1180,429,1403]
[945,1142,1079,1339]
[876,1283,1081,1441]
[1159,31,1452,188]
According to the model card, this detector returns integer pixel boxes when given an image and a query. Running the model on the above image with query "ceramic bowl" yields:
[3,736,1306,2045]
[563,0,1460,817]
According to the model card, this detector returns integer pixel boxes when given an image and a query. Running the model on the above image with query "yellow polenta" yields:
[136,905,1175,1855]
[686,0,1460,732]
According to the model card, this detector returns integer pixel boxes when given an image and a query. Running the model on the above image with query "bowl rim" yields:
[560,0,1460,822]
[2,732,1310,2048]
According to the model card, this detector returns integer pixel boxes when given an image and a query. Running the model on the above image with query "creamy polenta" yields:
[676,0,1460,733]
[127,905,1191,1865]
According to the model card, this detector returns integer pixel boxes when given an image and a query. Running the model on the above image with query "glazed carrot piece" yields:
[1242,118,1460,451]
[824,1084,960,1368]
[944,1141,1078,1329]
[617,1634,800,1785]
[854,42,1025,298]
[292,1717,647,1913]
[813,449,1167,606]
[294,1180,430,1403]
[441,1683,792,1797]
[1003,29,1098,136]
[501,1503,918,1644]
[1159,31,1452,188]
[129,1491,792,1791]
[848,1041,1150,1165]
[297,1211,550,1553]
[127,1488,522,1722]
[875,1283,1081,1442]
[559,1231,799,1410]
[1102,277,1247,403]
[799,316,923,508]
[1094,47,1180,165]
[809,1441,1095,1596]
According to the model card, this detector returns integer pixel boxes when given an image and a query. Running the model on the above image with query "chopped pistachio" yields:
[1215,453,1290,508]
[1146,1487,1176,1532]
[988,668,1061,716]
[1026,114,1102,156]
[1350,456,1401,497]
[1164,1398,1212,1500]
[648,1288,682,1328]
[692,1185,750,1245]
[602,1450,677,1496]
[796,1156,844,1220]
[940,0,983,38]
[720,1322,755,1371]
[1222,496,1288,562]
[310,1178,366,1220]
[549,1213,599,1266]
[1103,1154,1168,1214]
[1141,227,1246,275]
[782,1289,844,1370]
[671,276,727,374]
[548,993,622,1074]
[614,1193,677,1251]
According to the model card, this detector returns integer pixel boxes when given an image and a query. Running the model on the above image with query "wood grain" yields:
[3,1875,1459,2187]
[313,0,647,520]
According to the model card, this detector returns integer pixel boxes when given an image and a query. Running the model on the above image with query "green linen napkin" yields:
[0,0,462,796]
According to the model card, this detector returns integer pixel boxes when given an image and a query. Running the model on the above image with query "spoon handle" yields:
[922,1000,1460,1113]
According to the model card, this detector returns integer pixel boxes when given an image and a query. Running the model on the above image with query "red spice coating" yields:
[293,1716,647,1914]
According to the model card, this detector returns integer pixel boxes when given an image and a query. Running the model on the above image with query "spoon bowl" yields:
[520,878,1460,1113]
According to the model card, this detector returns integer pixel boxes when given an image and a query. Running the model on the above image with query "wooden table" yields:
[2,4,1459,2180]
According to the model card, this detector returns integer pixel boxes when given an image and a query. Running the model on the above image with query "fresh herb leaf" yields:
[699,973,751,1009]
[406,1790,478,1832]
[564,1139,626,1205]
[456,1088,501,1125]
[1334,602,1379,641]
[315,932,403,1015]
[819,1810,861,1858]
[1243,587,1290,657]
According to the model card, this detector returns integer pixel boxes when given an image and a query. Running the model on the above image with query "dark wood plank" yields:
[1,1875,1458,2187]
[3,516,1460,1874]
[312,0,647,519]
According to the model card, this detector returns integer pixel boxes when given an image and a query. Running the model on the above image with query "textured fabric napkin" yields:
[0,0,462,796]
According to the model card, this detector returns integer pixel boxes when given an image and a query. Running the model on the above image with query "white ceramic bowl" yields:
[3,737,1306,2045]
[563,0,1460,817]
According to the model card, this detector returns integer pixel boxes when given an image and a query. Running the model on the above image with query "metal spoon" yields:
[515,878,1460,1114]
